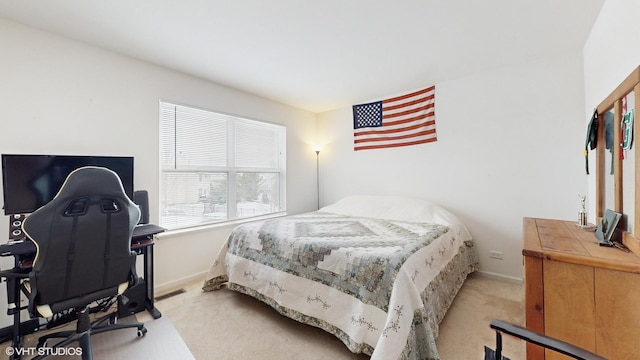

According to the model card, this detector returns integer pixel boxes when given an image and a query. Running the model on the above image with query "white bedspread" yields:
[204,211,478,359]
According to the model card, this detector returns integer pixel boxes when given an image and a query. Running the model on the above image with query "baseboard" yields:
[474,270,523,284]
[154,271,208,297]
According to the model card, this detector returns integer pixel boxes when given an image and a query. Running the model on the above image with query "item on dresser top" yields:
[595,209,622,246]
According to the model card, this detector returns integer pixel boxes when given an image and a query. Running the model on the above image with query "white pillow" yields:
[319,195,471,239]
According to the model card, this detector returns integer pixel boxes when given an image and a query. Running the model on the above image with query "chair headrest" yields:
[53,166,129,202]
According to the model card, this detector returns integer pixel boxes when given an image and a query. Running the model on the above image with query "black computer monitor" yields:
[1,154,134,215]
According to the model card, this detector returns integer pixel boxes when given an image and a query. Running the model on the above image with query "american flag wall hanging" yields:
[352,85,437,151]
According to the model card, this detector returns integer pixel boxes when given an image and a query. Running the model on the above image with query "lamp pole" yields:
[315,150,320,210]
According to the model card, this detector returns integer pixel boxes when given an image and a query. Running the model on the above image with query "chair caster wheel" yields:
[137,327,147,337]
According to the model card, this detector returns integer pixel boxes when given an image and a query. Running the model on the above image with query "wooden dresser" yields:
[523,217,640,360]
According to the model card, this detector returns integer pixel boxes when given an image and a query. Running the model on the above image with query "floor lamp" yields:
[315,150,320,210]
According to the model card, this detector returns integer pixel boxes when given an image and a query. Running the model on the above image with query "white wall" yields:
[318,53,587,281]
[0,18,318,325]
[583,0,640,221]
[0,6,608,326]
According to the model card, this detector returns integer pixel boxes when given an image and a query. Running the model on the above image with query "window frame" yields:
[159,100,286,230]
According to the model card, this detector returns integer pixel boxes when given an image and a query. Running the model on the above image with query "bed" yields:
[203,195,479,360]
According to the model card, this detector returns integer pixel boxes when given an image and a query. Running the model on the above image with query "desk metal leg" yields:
[8,277,22,356]
[0,273,38,359]
[142,243,161,319]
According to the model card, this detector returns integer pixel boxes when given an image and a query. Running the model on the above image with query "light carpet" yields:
[157,273,525,359]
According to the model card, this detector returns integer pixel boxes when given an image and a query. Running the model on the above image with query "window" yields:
[160,101,286,230]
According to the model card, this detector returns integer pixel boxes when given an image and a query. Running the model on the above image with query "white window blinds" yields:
[160,101,286,230]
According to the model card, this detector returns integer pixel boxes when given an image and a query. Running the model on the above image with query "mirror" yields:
[595,66,640,252]
[604,108,615,213]
[622,91,636,233]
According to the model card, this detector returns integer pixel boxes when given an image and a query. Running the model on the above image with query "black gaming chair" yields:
[20,166,147,359]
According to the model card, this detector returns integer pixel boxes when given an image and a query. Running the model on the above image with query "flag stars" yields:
[353,101,383,128]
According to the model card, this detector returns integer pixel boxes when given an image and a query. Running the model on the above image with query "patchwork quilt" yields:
[203,212,479,360]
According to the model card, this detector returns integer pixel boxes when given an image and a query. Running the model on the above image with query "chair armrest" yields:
[0,267,30,279]
[0,268,31,309]
[490,320,607,360]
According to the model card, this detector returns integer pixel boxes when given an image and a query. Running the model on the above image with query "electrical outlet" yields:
[489,250,503,260]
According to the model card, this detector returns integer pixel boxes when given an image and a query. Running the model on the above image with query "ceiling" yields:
[0,0,605,113]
